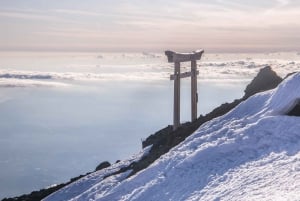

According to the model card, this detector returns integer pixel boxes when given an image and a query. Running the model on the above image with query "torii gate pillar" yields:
[165,50,204,131]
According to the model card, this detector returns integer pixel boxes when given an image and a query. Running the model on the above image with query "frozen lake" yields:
[0,51,299,199]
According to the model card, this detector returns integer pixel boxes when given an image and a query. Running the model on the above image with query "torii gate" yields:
[165,50,204,130]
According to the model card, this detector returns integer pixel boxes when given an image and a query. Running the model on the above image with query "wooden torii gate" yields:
[165,50,204,130]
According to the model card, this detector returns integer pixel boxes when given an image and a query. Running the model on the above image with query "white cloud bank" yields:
[1,53,299,87]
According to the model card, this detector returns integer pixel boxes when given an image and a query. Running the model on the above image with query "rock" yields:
[95,161,111,171]
[244,66,282,98]
[287,102,300,116]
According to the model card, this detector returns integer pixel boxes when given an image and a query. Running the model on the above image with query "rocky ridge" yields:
[2,66,283,201]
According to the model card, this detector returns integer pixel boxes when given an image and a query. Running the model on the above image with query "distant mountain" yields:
[42,71,300,200]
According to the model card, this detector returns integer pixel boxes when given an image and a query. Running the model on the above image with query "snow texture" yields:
[44,146,152,201]
[44,73,300,201]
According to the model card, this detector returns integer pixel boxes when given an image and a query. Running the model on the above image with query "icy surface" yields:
[45,73,300,200]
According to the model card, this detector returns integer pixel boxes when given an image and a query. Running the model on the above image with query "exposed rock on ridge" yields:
[243,66,282,98]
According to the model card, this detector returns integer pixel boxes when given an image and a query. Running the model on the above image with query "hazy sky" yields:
[0,0,300,52]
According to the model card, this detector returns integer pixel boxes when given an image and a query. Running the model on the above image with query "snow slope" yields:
[44,73,300,201]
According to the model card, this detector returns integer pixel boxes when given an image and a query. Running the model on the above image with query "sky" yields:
[0,0,300,52]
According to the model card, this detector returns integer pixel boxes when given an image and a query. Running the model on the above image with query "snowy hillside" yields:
[44,73,300,201]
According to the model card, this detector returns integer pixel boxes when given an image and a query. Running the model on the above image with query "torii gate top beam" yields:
[165,49,204,63]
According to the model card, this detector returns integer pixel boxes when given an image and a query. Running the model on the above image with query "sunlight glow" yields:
[0,0,299,52]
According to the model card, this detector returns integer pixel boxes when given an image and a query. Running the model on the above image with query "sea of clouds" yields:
[0,52,300,88]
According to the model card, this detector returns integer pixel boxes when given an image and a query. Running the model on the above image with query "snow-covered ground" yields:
[44,72,300,201]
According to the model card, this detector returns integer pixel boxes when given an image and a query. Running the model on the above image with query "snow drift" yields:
[44,73,300,201]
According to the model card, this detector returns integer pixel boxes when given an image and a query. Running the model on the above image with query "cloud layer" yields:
[1,51,299,87]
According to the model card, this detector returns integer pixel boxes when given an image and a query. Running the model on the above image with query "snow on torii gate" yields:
[165,49,204,130]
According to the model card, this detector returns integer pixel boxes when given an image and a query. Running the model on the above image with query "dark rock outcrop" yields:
[243,66,282,98]
[95,161,111,171]
[287,102,300,116]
